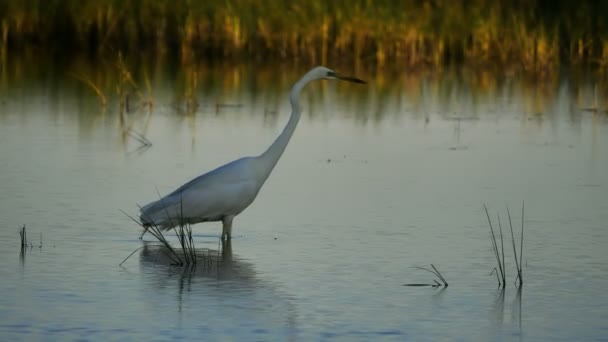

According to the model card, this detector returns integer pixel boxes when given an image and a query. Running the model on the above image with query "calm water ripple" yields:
[0,63,607,340]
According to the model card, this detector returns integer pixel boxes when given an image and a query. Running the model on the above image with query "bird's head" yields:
[290,66,366,106]
[307,66,366,84]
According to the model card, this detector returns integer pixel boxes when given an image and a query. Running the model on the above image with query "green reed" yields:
[19,224,43,250]
[1,0,607,71]
[19,225,27,249]
[507,203,524,288]
[411,264,448,287]
[120,193,198,267]
[484,204,506,288]
[483,203,525,288]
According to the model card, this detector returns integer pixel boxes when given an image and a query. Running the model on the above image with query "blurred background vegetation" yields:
[1,0,607,73]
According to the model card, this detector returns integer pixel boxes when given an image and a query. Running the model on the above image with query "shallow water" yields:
[1,63,607,340]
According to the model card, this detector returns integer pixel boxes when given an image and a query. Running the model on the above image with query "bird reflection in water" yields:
[137,240,298,339]
[138,239,254,282]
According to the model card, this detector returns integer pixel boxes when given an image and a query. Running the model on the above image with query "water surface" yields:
[1,62,607,340]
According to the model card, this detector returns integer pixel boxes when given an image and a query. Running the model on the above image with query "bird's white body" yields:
[140,157,261,228]
[139,66,364,240]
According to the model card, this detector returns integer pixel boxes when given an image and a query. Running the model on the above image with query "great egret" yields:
[139,66,365,240]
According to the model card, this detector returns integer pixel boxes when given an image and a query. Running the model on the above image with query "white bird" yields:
[139,66,365,240]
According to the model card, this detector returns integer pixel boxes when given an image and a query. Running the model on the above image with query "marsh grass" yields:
[121,211,198,267]
[71,72,107,108]
[484,204,506,287]
[19,225,27,249]
[484,203,525,288]
[580,84,608,114]
[405,264,448,288]
[121,193,200,267]
[507,203,524,288]
[19,225,43,254]
[2,1,608,70]
[71,52,155,117]
[115,58,154,154]
[116,53,155,114]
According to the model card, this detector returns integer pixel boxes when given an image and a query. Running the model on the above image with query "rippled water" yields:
[1,63,607,340]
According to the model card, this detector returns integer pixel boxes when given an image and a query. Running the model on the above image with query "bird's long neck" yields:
[257,76,309,181]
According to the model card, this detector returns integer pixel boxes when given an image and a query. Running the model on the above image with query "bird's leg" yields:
[221,216,234,241]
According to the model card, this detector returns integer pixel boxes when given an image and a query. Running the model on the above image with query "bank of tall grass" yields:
[1,0,607,71]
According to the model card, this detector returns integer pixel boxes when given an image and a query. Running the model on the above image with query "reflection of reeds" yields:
[3,50,596,127]
[581,84,608,114]
[119,117,153,155]
[117,67,154,152]
[184,65,199,114]
[492,289,506,325]
[71,52,157,114]
[71,72,107,108]
[143,70,154,112]
[513,287,523,331]
[490,287,523,334]
[139,241,226,273]
[126,128,152,148]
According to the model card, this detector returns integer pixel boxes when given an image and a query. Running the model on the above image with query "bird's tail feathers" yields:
[139,199,182,230]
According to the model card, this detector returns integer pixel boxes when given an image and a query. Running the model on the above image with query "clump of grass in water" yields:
[115,52,156,114]
[121,194,197,267]
[483,202,524,288]
[121,215,198,267]
[19,225,42,249]
[404,264,448,288]
[70,72,107,109]
[20,225,27,249]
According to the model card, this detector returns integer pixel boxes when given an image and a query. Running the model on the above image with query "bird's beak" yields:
[337,74,366,84]
[329,71,366,84]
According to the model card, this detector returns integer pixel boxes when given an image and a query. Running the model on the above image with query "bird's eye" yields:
[326,71,336,78]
